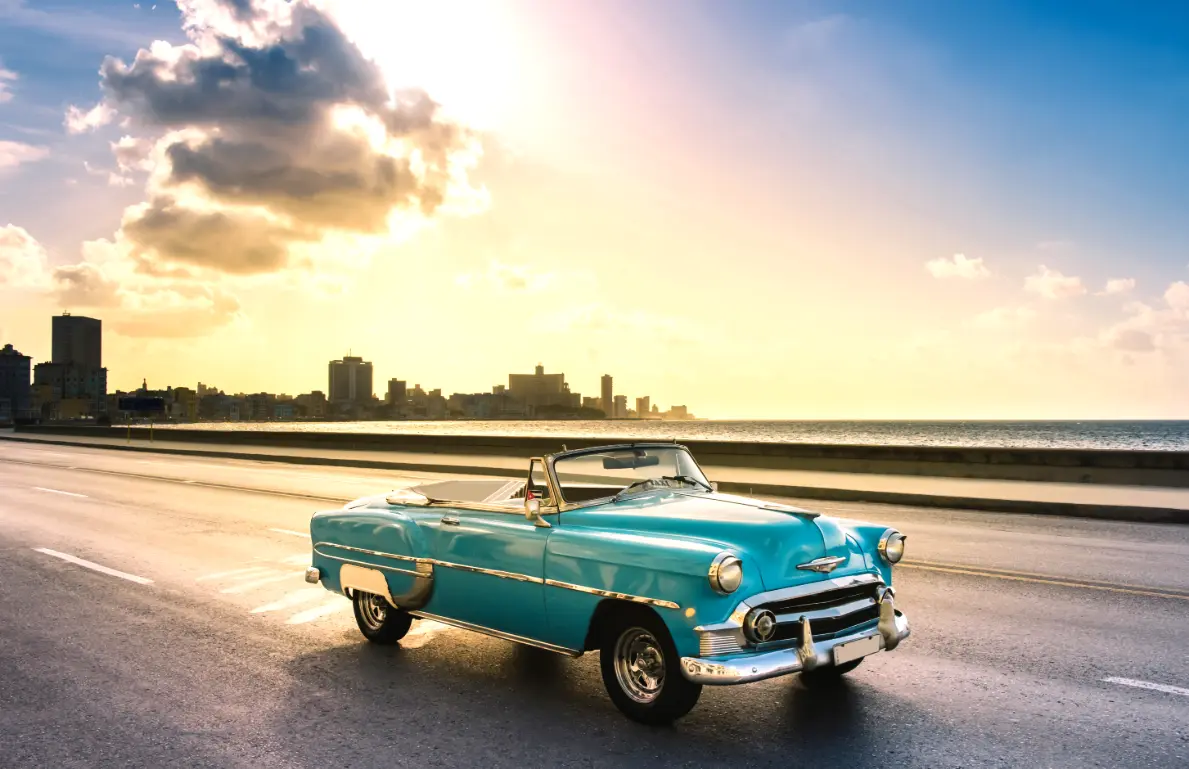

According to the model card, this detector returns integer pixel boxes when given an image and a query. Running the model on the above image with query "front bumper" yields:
[681,600,910,686]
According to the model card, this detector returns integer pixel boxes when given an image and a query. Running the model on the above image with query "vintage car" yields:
[305,443,910,723]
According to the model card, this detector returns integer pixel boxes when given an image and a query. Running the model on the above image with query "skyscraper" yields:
[0,344,32,422]
[635,396,650,418]
[600,374,613,415]
[52,314,102,369]
[328,354,374,403]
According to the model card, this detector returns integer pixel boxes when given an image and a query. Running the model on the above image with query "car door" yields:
[428,460,555,642]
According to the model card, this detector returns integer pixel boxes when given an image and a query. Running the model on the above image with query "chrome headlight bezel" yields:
[878,528,906,564]
[708,552,743,594]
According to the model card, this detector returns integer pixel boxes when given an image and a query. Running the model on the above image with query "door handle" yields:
[441,515,461,526]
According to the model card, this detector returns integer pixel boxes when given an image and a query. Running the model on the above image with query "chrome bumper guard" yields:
[681,593,911,685]
[304,566,321,584]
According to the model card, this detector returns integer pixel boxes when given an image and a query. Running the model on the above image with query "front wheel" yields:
[798,658,863,688]
[599,607,702,725]
[352,591,413,644]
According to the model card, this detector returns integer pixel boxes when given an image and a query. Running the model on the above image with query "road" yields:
[0,440,1186,768]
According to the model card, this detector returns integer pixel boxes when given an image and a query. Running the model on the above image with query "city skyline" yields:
[2,2,1188,418]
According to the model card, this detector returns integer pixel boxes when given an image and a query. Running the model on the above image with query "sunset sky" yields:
[2,0,1188,418]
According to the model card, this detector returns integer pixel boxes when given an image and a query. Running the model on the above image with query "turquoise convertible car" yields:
[305,443,910,724]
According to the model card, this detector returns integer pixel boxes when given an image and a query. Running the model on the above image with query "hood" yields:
[565,490,866,590]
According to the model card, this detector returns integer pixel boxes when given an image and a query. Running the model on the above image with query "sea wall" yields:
[14,425,1189,487]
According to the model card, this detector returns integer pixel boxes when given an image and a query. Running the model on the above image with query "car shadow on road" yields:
[272,629,955,768]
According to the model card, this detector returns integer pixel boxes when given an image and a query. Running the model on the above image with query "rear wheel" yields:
[352,591,413,644]
[599,606,701,725]
[798,658,863,687]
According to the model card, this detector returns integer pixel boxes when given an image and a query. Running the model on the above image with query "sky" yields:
[1,0,1188,419]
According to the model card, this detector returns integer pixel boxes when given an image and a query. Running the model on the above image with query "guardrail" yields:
[13,425,1189,487]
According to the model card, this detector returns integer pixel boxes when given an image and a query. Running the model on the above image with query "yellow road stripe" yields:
[899,563,1189,601]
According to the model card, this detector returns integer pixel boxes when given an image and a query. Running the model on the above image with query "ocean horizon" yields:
[156,418,1189,451]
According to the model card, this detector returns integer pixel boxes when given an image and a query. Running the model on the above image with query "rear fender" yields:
[310,506,434,609]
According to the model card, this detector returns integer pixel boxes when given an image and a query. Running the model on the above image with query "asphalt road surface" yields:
[1,440,1186,769]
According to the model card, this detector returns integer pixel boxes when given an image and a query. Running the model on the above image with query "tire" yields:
[352,591,413,644]
[798,658,863,688]
[599,606,702,725]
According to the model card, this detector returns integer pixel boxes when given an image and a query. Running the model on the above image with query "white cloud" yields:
[0,224,52,290]
[0,139,48,171]
[926,253,990,280]
[1166,281,1189,314]
[0,62,16,103]
[1096,281,1189,354]
[64,102,116,134]
[1099,277,1136,296]
[456,261,553,292]
[972,305,1037,330]
[1024,265,1086,299]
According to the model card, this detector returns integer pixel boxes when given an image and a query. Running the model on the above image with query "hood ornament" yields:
[797,555,846,573]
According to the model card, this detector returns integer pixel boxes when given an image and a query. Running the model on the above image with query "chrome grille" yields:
[759,581,883,643]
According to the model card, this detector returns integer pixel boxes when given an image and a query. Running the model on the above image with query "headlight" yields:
[878,529,906,564]
[709,553,743,594]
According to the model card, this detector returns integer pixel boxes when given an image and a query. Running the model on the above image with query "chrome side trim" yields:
[543,579,680,610]
[313,547,429,580]
[408,610,583,657]
[314,541,419,563]
[430,559,544,584]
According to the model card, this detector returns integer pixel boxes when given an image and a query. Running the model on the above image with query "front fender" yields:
[543,527,760,656]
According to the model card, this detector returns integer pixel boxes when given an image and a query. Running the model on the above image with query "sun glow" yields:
[326,0,528,132]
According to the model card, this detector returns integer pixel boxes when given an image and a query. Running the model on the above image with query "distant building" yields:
[386,378,407,405]
[635,396,651,419]
[507,364,579,414]
[52,314,102,369]
[613,394,627,419]
[600,374,613,415]
[328,354,374,404]
[0,344,32,423]
[170,386,198,421]
[294,391,327,418]
[582,396,602,411]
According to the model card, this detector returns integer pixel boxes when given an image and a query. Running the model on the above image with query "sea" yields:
[158,420,1189,451]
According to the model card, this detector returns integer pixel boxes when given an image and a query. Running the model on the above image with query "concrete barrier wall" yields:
[16,425,1189,487]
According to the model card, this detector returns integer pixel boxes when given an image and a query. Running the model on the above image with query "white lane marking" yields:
[196,566,274,581]
[268,528,310,539]
[279,554,311,565]
[33,548,153,585]
[286,599,351,624]
[1103,677,1189,698]
[220,572,303,594]
[182,480,196,484]
[32,487,87,498]
[251,588,325,613]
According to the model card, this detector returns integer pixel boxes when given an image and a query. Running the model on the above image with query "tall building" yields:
[43,313,107,415]
[386,378,407,405]
[0,344,32,423]
[613,394,627,419]
[635,396,651,418]
[507,364,579,413]
[328,354,374,403]
[52,314,102,369]
[600,374,613,415]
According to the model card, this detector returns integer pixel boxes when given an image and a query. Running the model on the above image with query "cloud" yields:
[0,224,52,290]
[64,102,116,134]
[1165,281,1189,314]
[1099,277,1135,296]
[926,253,990,280]
[456,261,553,292]
[46,0,485,337]
[1096,281,1189,355]
[972,305,1036,330]
[1024,265,1086,299]
[1109,328,1156,352]
[0,62,16,103]
[0,139,49,171]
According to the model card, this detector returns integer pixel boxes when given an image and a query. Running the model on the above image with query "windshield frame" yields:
[545,443,713,510]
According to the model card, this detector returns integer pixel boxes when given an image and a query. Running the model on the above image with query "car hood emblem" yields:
[796,555,846,573]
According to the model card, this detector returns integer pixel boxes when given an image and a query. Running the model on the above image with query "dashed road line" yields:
[287,599,351,624]
[196,566,275,581]
[268,528,310,539]
[1103,677,1189,698]
[33,548,153,585]
[251,588,326,614]
[32,486,88,498]
[220,572,303,594]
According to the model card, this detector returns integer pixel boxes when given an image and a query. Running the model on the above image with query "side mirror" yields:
[525,497,541,520]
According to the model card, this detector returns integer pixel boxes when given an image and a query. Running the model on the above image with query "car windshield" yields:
[551,446,711,504]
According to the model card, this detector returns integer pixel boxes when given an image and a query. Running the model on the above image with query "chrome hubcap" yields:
[614,627,665,704]
[359,592,388,630]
